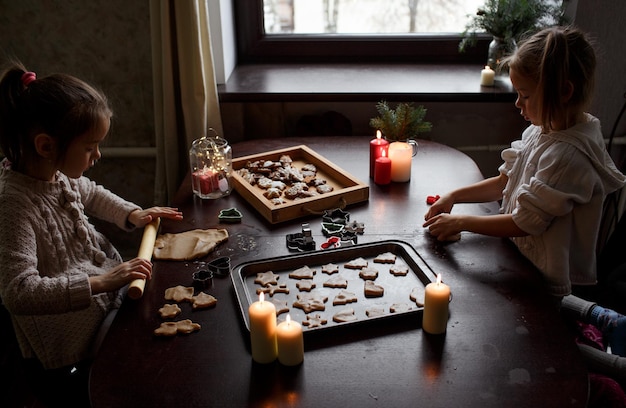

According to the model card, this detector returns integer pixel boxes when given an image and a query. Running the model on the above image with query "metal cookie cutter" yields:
[286,223,316,251]
[192,269,214,290]
[207,256,231,277]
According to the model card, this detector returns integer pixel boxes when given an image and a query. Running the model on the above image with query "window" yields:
[235,0,491,64]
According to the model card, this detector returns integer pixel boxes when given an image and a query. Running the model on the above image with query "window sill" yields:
[218,63,516,103]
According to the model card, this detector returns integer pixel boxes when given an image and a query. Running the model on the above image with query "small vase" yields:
[487,36,517,72]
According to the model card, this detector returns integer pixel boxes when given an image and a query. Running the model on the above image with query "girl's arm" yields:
[423,213,527,241]
[424,173,508,221]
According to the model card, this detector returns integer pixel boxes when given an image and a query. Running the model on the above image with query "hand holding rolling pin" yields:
[89,207,183,297]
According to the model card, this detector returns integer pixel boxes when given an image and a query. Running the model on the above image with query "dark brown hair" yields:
[0,60,112,171]
[502,26,596,132]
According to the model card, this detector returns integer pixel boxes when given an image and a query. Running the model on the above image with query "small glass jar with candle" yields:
[189,130,232,199]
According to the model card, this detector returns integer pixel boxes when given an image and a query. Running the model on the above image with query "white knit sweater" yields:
[0,162,140,369]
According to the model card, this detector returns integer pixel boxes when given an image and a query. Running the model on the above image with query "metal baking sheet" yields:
[232,240,435,334]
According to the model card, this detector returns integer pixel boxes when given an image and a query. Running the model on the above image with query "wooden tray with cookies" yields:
[232,240,436,335]
[231,145,369,224]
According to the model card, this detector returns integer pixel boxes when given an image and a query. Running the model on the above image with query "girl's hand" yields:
[90,257,153,294]
[424,194,455,221]
[128,207,183,228]
[423,213,463,241]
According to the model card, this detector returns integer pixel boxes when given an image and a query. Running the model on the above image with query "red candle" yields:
[374,151,391,185]
[369,130,389,179]
[192,168,219,195]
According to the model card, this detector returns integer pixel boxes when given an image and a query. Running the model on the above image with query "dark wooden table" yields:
[90,136,588,408]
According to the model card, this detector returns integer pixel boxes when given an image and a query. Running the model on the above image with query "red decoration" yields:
[426,195,440,205]
[192,168,220,195]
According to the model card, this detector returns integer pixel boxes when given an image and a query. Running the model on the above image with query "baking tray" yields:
[232,240,435,334]
[231,145,369,224]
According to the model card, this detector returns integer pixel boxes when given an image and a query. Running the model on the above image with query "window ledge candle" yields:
[369,130,389,179]
[248,292,278,363]
[276,314,304,366]
[480,65,495,87]
[422,274,451,335]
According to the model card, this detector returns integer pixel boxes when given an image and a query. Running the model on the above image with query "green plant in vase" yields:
[369,101,432,183]
[458,0,567,69]
[369,101,432,142]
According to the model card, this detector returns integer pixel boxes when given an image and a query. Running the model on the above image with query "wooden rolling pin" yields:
[127,218,161,299]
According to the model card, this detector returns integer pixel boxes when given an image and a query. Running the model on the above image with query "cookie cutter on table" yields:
[207,256,232,277]
[320,231,358,249]
[322,208,350,225]
[192,269,214,290]
[286,223,316,251]
[218,207,243,223]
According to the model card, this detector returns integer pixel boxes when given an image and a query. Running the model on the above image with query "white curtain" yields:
[150,0,223,205]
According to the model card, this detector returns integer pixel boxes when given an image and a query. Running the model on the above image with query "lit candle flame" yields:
[436,273,442,285]
[259,292,265,303]
[286,314,291,325]
[381,150,387,158]
[376,130,382,140]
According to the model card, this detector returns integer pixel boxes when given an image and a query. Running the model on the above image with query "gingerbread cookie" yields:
[192,292,218,309]
[158,304,182,319]
[373,252,397,264]
[164,285,194,303]
[321,263,339,275]
[409,287,424,307]
[364,280,384,298]
[345,257,368,269]
[302,313,328,329]
[296,279,316,292]
[332,290,358,306]
[359,267,379,280]
[365,307,386,318]
[289,265,316,279]
[154,319,201,336]
[389,264,409,276]
[256,283,290,297]
[270,298,290,315]
[390,303,412,313]
[254,271,280,287]
[323,274,348,289]
[333,307,357,323]
[293,293,328,313]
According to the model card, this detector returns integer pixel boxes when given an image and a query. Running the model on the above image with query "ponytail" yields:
[0,60,112,171]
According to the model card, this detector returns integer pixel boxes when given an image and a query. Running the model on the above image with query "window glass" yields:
[264,0,485,35]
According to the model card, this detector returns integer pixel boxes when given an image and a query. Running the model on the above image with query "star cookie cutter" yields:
[218,207,243,223]
[286,223,316,251]
[322,208,350,225]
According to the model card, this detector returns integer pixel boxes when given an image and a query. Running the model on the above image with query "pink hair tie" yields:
[21,71,37,87]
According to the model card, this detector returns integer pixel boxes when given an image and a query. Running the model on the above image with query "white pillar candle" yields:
[480,65,495,86]
[276,314,304,366]
[248,293,277,363]
[388,141,413,182]
[422,274,450,335]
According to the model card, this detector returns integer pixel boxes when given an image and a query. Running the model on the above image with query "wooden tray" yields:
[231,145,369,224]
[231,240,435,335]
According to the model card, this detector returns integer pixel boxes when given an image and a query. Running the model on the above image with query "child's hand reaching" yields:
[128,207,183,228]
[424,193,455,221]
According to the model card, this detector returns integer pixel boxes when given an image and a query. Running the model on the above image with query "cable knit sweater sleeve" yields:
[73,176,141,230]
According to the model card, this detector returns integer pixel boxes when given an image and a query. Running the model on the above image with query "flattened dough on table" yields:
[153,229,229,260]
